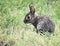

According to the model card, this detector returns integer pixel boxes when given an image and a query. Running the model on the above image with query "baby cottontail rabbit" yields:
[24,4,55,33]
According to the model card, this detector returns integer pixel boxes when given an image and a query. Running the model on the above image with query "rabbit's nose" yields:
[24,20,26,23]
[24,19,28,24]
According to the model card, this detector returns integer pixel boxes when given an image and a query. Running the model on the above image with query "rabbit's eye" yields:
[27,15,31,19]
[28,16,30,19]
[26,16,30,20]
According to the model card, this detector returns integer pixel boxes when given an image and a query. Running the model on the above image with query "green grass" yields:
[0,0,60,46]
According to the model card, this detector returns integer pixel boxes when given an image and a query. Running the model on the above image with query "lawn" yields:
[0,0,60,46]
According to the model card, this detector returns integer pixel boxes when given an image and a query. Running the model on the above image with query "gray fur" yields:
[24,5,55,33]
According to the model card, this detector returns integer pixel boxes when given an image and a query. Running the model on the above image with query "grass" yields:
[0,0,60,46]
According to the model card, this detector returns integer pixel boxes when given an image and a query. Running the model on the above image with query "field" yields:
[0,0,60,46]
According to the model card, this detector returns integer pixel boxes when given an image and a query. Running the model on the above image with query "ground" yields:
[0,0,60,46]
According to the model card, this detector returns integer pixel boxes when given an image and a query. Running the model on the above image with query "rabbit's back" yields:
[36,15,55,33]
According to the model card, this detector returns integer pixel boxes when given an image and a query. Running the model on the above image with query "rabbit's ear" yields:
[29,4,35,14]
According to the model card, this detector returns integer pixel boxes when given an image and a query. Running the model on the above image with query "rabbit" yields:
[24,4,55,33]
